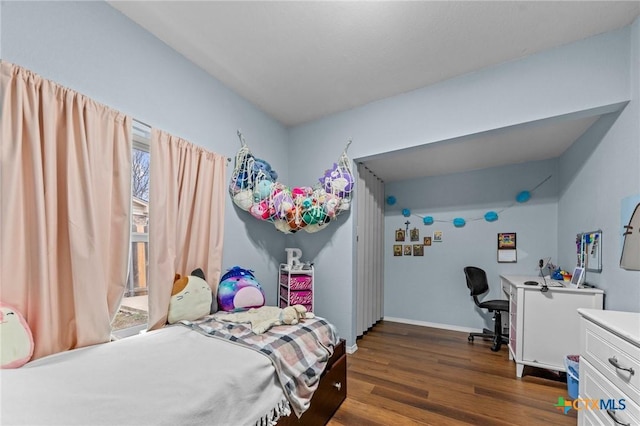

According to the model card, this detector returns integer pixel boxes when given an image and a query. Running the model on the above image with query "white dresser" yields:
[501,275,604,378]
[578,309,640,426]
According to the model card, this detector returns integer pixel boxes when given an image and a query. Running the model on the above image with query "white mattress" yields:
[0,326,286,426]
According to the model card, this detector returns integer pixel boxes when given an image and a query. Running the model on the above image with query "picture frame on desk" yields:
[568,266,585,288]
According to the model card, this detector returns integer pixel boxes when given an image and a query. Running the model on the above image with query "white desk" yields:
[500,275,604,378]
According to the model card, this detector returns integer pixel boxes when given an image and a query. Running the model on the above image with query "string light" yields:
[390,175,552,228]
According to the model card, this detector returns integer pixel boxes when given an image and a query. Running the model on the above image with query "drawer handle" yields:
[606,409,630,426]
[608,356,635,375]
[333,382,342,391]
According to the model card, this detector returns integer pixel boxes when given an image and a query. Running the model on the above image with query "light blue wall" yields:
[384,161,559,330]
[0,0,289,302]
[383,98,640,333]
[290,26,631,166]
[556,19,640,312]
[289,24,637,345]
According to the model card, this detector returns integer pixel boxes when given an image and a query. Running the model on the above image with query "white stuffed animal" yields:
[284,304,314,325]
[216,305,314,334]
[279,306,300,325]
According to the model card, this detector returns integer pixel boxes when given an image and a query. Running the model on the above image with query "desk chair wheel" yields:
[468,335,474,342]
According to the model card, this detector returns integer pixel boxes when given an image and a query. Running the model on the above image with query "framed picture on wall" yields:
[498,232,516,249]
[393,245,403,256]
[423,236,432,246]
[433,231,443,242]
[413,244,424,256]
[410,228,420,241]
[395,229,406,242]
[497,232,517,263]
[404,245,412,256]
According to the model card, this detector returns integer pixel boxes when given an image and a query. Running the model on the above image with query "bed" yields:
[0,314,346,426]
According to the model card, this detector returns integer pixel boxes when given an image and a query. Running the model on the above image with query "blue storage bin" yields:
[564,355,580,399]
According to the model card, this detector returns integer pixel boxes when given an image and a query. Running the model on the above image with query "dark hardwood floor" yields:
[327,321,577,425]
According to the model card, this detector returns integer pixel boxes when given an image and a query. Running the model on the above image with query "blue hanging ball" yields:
[402,208,411,217]
[423,216,434,225]
[516,190,531,203]
[453,218,466,227]
[484,211,499,222]
[386,196,396,205]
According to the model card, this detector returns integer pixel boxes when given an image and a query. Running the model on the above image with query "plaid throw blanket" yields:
[178,315,338,418]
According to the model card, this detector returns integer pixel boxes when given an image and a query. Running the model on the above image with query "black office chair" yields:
[464,266,509,352]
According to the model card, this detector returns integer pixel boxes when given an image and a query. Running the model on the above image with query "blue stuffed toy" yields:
[217,266,266,312]
[252,158,278,182]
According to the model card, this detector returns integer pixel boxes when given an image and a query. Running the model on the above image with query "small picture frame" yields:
[569,266,586,288]
[413,244,424,256]
[410,228,420,242]
[403,245,412,256]
[423,236,432,246]
[433,231,443,242]
[498,233,516,249]
[393,245,403,256]
[395,229,406,242]
[497,232,517,263]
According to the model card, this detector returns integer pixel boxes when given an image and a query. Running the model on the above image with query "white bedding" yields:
[0,326,287,426]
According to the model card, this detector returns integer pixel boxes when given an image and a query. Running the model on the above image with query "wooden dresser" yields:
[278,338,347,425]
[578,309,640,426]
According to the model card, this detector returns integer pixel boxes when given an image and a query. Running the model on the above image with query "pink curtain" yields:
[0,62,132,360]
[147,129,226,330]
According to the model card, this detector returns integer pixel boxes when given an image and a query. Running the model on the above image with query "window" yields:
[112,122,150,335]
[128,136,150,297]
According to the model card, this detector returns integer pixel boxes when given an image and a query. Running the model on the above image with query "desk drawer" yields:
[582,319,640,403]
[580,358,639,426]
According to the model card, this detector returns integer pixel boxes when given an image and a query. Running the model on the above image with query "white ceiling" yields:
[109,1,640,181]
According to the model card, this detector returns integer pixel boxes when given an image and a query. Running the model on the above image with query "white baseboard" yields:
[383,316,482,334]
[347,317,481,354]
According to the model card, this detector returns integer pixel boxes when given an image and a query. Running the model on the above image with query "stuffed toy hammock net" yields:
[229,132,354,234]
